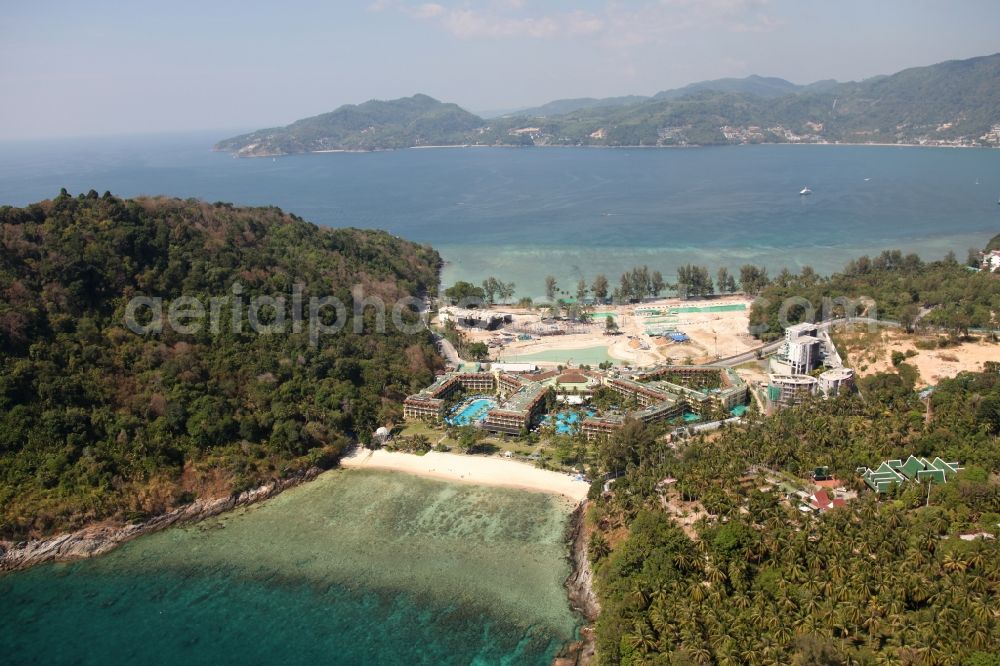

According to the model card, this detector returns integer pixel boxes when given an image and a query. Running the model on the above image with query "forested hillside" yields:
[749,249,1000,341]
[987,233,1000,252]
[0,191,442,538]
[496,53,1000,147]
[215,94,492,156]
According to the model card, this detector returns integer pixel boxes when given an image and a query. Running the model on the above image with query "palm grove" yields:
[586,363,1000,666]
[582,245,1000,665]
[442,264,771,310]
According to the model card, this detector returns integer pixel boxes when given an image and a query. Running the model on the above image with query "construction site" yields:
[440,295,760,369]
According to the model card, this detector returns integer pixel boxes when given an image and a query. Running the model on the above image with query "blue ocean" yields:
[1,132,997,298]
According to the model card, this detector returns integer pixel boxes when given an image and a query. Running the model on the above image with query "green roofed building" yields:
[857,456,962,493]
[811,466,831,481]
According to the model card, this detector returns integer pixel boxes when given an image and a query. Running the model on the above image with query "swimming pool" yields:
[669,304,747,314]
[447,398,497,426]
[543,410,597,434]
[511,346,617,366]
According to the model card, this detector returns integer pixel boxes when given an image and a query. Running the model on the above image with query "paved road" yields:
[435,334,463,365]
[422,300,464,366]
[711,340,783,367]
[707,317,895,367]
[688,416,744,434]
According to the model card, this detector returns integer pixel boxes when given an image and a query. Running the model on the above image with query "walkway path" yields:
[435,333,463,365]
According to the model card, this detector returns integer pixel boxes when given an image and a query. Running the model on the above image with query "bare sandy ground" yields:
[461,296,754,368]
[842,328,999,384]
[340,449,590,501]
[495,331,662,366]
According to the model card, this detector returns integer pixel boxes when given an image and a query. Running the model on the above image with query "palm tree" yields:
[629,582,650,610]
[588,531,610,562]
[689,581,707,603]
[704,562,727,586]
[627,620,658,655]
[731,592,752,610]
[941,551,967,574]
[740,643,763,666]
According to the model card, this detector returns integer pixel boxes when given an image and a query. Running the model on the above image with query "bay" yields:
[0,469,580,665]
[1,133,997,298]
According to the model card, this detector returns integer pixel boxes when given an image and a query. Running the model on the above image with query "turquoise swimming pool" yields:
[511,346,617,366]
[447,398,496,426]
[543,410,597,434]
[669,304,747,314]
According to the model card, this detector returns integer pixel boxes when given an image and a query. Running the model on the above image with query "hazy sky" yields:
[2,0,998,139]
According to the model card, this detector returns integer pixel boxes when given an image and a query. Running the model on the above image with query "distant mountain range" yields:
[216,53,1000,156]
[502,74,842,119]
[656,74,840,100]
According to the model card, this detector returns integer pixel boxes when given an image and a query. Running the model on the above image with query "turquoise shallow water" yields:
[504,346,616,366]
[0,134,998,298]
[0,469,580,665]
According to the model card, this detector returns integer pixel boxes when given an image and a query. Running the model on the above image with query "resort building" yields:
[581,365,749,440]
[402,393,447,421]
[787,337,822,374]
[767,373,819,410]
[482,381,547,434]
[488,362,538,373]
[770,322,847,376]
[606,377,671,408]
[580,416,624,440]
[635,365,748,412]
[770,323,822,375]
[980,250,1000,273]
[442,307,513,331]
[404,363,749,441]
[403,369,549,435]
[403,371,497,421]
[766,322,852,411]
[857,456,962,493]
[802,489,846,513]
[496,372,524,396]
[538,370,602,405]
[818,367,855,397]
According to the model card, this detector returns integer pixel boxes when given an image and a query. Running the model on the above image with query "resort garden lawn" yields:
[395,421,441,440]
[393,421,547,460]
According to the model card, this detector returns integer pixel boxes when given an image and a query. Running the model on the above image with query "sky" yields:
[2,0,999,139]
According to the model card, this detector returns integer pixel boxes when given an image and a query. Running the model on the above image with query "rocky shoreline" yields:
[2,466,601,662]
[556,500,600,666]
[0,467,322,572]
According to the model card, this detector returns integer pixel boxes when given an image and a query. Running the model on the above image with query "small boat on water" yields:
[799,187,812,196]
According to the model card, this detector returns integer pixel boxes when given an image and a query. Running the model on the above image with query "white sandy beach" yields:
[340,449,590,501]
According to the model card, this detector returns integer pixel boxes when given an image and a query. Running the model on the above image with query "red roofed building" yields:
[556,372,589,385]
[807,490,846,513]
